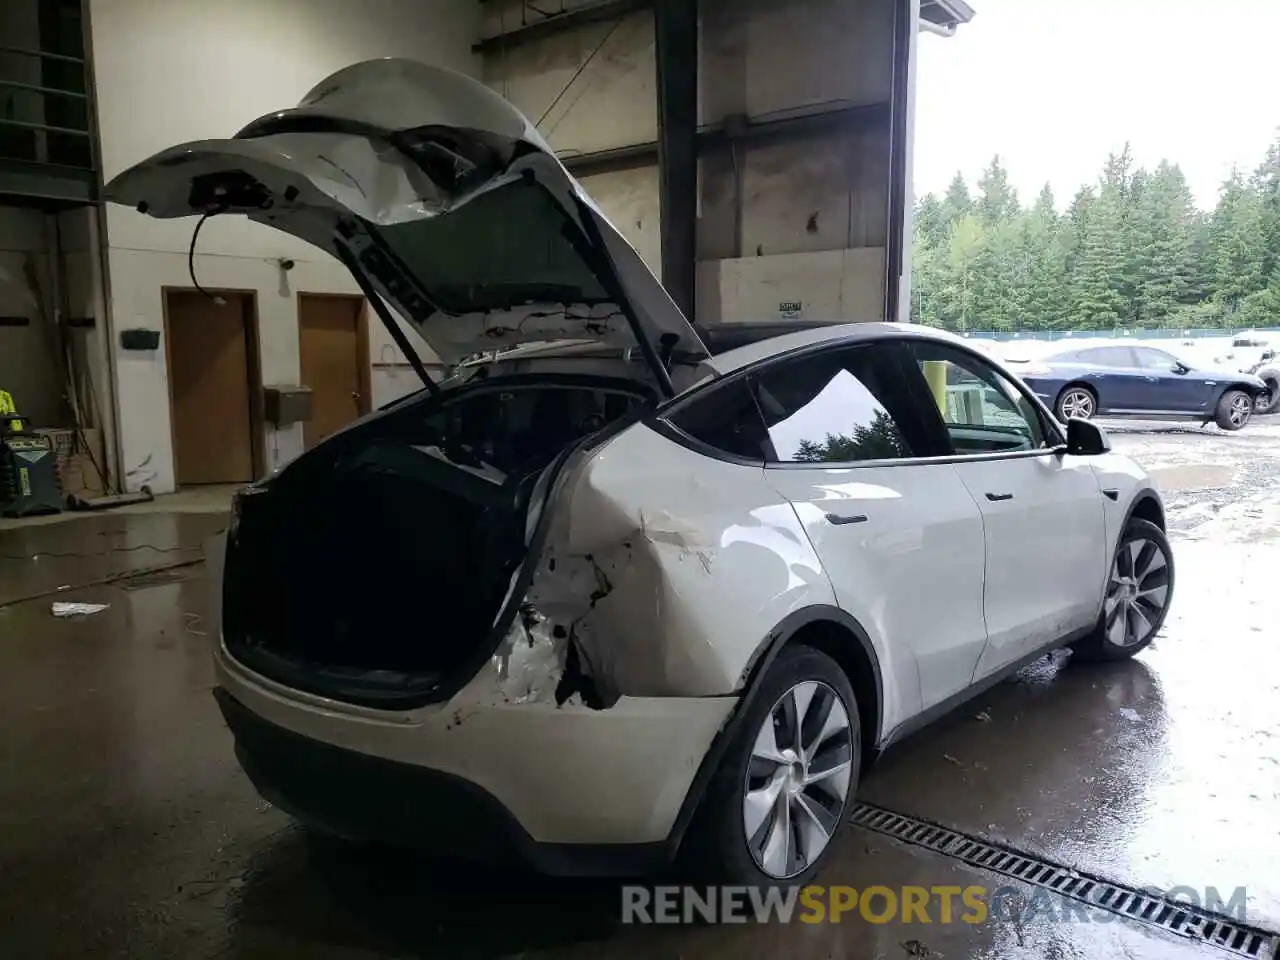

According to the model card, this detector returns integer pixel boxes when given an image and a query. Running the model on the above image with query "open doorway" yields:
[163,289,263,485]
[298,293,370,450]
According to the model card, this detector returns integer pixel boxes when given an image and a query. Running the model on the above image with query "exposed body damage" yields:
[489,418,840,707]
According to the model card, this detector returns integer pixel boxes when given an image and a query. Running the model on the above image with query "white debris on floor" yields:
[50,602,109,618]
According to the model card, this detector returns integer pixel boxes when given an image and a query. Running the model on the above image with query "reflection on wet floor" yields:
[1,424,1278,959]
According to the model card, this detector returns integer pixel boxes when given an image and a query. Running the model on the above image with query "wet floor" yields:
[1,420,1278,958]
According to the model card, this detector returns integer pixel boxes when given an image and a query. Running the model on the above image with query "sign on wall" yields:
[779,301,803,319]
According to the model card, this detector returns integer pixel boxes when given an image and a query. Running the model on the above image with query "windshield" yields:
[373,178,611,314]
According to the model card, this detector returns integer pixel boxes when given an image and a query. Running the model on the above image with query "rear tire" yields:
[1055,385,1097,421]
[679,645,860,887]
[1071,518,1174,663]
[1215,389,1253,430]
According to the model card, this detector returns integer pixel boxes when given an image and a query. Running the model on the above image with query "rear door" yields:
[1069,346,1145,412]
[903,340,1108,678]
[754,342,989,713]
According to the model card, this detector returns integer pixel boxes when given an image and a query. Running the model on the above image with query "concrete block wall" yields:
[88,0,480,493]
[479,0,898,325]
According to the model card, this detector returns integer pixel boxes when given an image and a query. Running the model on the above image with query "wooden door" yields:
[299,294,369,450]
[165,290,257,485]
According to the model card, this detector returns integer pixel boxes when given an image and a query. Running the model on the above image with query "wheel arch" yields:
[738,605,884,760]
[1124,488,1165,532]
[1223,381,1264,400]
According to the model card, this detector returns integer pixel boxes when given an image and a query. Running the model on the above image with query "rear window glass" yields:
[375,180,608,314]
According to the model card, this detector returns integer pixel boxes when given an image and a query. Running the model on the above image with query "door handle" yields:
[825,512,868,526]
[985,492,1014,502]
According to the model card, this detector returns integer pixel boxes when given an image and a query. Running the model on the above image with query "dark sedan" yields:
[1007,343,1270,431]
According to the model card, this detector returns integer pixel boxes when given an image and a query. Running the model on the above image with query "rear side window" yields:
[665,379,771,461]
[1072,347,1134,366]
[753,347,916,463]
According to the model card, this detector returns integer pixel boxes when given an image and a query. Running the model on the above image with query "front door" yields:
[753,343,990,714]
[1131,346,1215,414]
[298,294,368,449]
[904,341,1109,679]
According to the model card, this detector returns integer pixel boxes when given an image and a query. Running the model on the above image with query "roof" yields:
[706,321,974,374]
[921,0,976,28]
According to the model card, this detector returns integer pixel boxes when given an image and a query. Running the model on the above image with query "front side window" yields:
[1133,347,1179,370]
[753,348,916,463]
[910,342,1050,454]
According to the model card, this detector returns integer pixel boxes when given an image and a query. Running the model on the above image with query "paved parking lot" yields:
[1,417,1277,959]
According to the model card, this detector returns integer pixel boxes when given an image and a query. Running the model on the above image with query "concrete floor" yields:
[1,421,1277,959]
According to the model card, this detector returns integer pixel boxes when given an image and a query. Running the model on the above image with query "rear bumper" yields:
[217,688,678,875]
[212,645,737,875]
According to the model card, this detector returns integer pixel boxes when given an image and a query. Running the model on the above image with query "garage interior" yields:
[4,1,1280,959]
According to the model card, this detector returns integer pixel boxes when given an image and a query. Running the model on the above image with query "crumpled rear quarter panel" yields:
[536,421,837,699]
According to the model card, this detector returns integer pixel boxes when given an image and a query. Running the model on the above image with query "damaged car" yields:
[106,59,1176,886]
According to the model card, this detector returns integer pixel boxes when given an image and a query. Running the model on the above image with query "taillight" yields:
[227,483,267,540]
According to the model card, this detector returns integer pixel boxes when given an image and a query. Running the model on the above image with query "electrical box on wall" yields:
[120,328,160,351]
[263,385,312,426]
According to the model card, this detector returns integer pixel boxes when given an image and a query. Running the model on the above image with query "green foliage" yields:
[911,137,1280,331]
[793,410,912,462]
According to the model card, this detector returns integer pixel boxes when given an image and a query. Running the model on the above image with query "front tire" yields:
[1056,385,1097,421]
[1256,377,1279,415]
[1215,389,1253,430]
[1072,518,1174,662]
[680,645,859,886]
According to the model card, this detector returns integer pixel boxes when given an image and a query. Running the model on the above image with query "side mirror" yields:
[1065,417,1110,456]
[1172,362,1190,375]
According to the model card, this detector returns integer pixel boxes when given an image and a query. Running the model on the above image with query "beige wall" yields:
[89,0,480,493]
[479,0,898,325]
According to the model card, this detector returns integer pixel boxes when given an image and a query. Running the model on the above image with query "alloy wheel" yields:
[1061,389,1095,419]
[1104,537,1171,648]
[1230,394,1253,427]
[743,680,853,879]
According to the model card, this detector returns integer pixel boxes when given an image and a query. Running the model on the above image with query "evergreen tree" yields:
[1066,186,1125,329]
[976,155,1019,224]
[909,137,1280,334]
[940,173,973,228]
[914,193,948,250]
[1208,167,1266,310]
[1253,133,1280,286]
[1130,161,1195,326]
[1019,184,1068,329]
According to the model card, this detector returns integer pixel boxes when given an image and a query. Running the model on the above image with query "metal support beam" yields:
[884,0,914,324]
[559,101,892,177]
[654,0,698,322]
[473,0,649,53]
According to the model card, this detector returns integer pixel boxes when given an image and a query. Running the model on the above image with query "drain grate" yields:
[850,802,1277,959]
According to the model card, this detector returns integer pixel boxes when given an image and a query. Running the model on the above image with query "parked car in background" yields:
[1008,343,1269,430]
[1210,333,1279,415]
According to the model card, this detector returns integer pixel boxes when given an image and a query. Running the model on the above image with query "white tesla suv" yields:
[107,59,1174,886]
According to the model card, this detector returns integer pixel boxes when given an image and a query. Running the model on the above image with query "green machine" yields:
[1,413,63,519]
